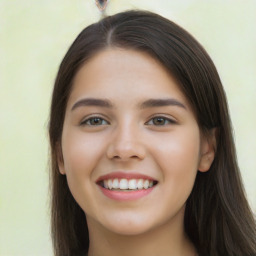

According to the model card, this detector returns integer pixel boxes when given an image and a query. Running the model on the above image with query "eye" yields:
[80,116,109,126]
[146,116,176,126]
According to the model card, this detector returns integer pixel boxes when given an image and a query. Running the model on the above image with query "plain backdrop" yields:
[1,0,255,255]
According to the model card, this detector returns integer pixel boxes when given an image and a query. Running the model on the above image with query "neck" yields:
[87,212,197,256]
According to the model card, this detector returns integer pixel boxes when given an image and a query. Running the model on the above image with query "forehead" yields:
[68,48,189,107]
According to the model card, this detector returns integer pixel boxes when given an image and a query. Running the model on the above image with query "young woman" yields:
[49,10,256,256]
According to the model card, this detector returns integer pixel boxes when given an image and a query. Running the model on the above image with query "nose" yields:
[106,124,146,161]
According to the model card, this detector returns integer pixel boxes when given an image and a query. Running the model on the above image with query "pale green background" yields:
[1,0,255,255]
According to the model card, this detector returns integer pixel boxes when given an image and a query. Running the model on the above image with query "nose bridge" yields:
[106,118,145,160]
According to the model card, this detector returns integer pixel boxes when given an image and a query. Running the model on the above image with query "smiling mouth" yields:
[97,178,158,191]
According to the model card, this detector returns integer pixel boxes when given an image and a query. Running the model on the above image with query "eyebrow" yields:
[71,97,186,111]
[71,98,113,111]
[139,98,186,109]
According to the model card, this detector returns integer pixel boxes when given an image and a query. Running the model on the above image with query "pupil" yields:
[92,118,101,125]
[154,117,164,125]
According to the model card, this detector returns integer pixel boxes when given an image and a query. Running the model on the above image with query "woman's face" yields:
[58,48,213,236]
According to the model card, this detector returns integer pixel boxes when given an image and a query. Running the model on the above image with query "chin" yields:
[100,213,159,236]
[106,223,152,236]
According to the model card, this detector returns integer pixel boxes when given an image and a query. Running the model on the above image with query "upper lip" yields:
[96,171,157,183]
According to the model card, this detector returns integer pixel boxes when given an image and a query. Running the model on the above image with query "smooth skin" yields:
[58,48,216,256]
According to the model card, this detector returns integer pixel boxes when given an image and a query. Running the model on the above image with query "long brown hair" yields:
[49,10,256,256]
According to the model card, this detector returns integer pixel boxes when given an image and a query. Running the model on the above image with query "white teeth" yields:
[101,178,156,190]
[112,178,119,189]
[137,179,144,189]
[128,179,137,189]
[119,179,128,189]
[107,179,113,190]
[143,180,149,189]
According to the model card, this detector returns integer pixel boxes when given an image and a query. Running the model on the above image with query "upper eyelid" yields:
[80,115,110,125]
[145,114,177,123]
[145,118,176,126]
[81,113,109,120]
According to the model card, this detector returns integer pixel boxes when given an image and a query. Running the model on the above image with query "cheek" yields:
[61,132,107,211]
[62,131,105,175]
[150,127,200,197]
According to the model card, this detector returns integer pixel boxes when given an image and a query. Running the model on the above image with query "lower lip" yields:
[98,186,155,201]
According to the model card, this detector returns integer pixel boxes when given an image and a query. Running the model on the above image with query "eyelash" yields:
[80,115,176,126]
[80,116,109,126]
[145,116,176,126]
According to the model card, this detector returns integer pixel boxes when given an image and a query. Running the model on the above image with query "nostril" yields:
[106,134,146,161]
[113,155,121,159]
[106,144,146,161]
